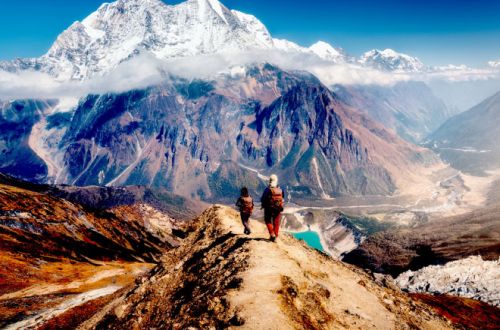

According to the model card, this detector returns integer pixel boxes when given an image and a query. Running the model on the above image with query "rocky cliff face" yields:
[20,65,430,201]
[0,100,58,182]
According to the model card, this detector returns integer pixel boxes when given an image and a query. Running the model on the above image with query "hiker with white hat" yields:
[260,174,285,242]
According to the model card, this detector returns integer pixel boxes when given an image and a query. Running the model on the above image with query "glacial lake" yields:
[291,230,325,252]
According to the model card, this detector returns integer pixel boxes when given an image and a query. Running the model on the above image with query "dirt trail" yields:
[217,207,453,330]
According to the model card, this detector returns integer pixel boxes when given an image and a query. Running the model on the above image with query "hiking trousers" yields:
[240,212,251,232]
[264,209,281,237]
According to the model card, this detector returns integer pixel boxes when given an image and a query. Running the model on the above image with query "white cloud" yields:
[0,53,166,100]
[488,60,500,68]
[1,50,499,101]
[422,65,500,82]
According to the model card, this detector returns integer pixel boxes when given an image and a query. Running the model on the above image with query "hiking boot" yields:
[244,228,251,235]
[270,236,276,242]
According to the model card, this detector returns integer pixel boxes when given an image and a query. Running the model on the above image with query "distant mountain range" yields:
[424,90,500,175]
[0,0,443,81]
[334,81,450,142]
[4,0,496,202]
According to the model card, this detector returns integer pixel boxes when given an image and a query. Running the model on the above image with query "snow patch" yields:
[207,0,228,24]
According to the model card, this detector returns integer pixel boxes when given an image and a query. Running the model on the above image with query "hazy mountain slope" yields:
[0,100,58,182]
[425,90,500,175]
[428,78,500,114]
[79,205,454,330]
[334,81,450,142]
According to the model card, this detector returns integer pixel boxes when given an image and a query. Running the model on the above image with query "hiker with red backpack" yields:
[261,174,284,242]
[236,187,254,235]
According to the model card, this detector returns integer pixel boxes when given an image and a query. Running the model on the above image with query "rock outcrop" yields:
[396,256,500,307]
[334,81,450,143]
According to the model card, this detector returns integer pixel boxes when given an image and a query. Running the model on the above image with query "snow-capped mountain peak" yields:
[360,48,426,72]
[308,41,347,63]
[5,0,275,80]
[271,38,303,52]
[0,0,434,82]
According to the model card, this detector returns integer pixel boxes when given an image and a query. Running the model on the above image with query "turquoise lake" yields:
[291,230,325,252]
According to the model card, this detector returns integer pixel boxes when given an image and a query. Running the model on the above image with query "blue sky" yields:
[0,0,499,66]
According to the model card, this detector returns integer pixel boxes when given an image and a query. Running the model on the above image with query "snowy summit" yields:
[309,41,349,63]
[359,49,426,73]
[1,0,275,80]
[0,0,433,81]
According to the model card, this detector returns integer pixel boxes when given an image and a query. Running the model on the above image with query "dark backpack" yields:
[268,187,284,212]
[239,196,253,215]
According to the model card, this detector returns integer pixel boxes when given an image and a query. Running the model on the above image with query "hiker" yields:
[236,187,254,235]
[261,174,284,242]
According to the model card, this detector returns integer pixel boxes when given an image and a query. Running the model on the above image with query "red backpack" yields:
[239,196,253,215]
[269,187,284,211]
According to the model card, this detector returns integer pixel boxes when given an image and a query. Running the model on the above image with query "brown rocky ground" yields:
[410,293,500,330]
[79,205,457,330]
[1,176,497,329]
[0,179,188,329]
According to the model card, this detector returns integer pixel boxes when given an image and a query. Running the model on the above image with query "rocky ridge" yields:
[79,205,455,329]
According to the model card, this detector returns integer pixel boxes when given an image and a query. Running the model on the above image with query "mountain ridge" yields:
[0,0,440,81]
[77,205,456,329]
[424,90,500,175]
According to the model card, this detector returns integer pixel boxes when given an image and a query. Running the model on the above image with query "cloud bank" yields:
[1,50,499,101]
